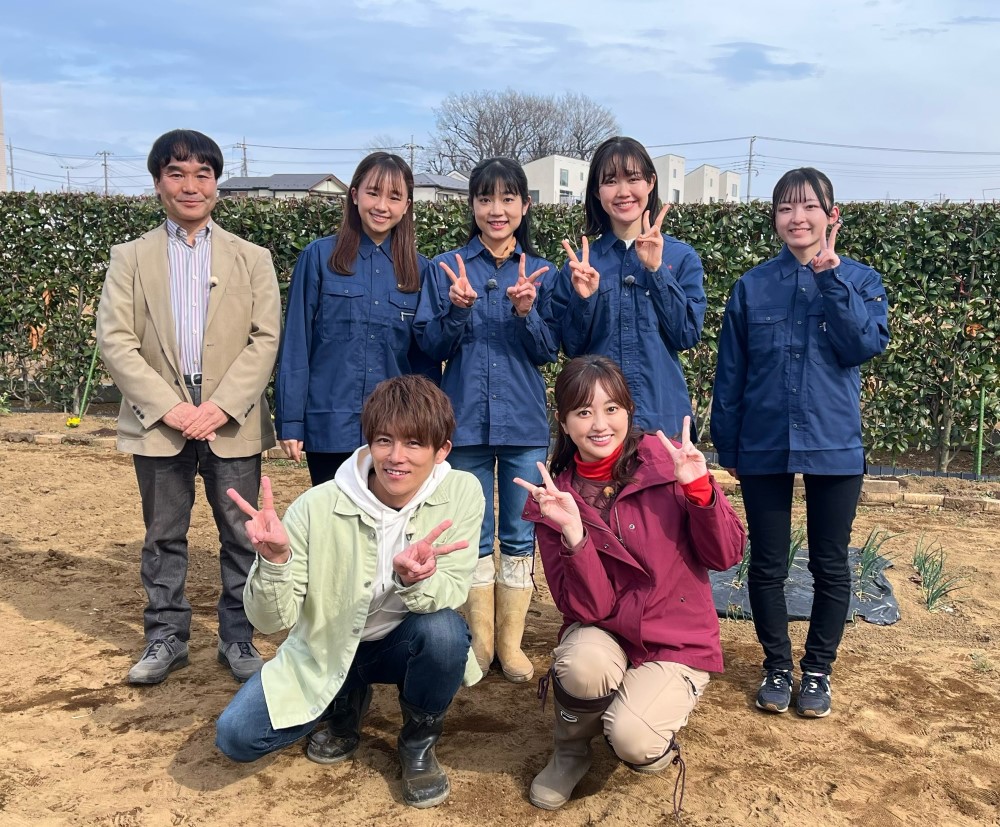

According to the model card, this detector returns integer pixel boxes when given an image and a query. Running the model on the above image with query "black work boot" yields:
[397,698,450,808]
[306,685,373,764]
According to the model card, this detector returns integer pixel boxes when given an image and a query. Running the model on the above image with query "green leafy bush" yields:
[1,193,997,470]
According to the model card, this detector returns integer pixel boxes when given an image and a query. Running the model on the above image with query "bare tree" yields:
[431,89,620,170]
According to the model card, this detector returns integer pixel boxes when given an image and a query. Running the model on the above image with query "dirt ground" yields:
[2,413,999,826]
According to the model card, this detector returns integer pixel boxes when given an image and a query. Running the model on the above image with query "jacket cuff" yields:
[255,552,293,581]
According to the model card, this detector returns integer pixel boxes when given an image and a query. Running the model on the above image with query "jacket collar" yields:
[465,234,523,263]
[776,244,809,280]
[359,232,392,260]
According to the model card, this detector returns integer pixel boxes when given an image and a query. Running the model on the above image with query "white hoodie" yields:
[334,445,452,641]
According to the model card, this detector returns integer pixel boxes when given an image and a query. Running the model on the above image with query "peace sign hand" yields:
[507,253,548,317]
[635,204,670,272]
[227,476,291,564]
[655,416,708,486]
[392,519,470,585]
[440,254,478,309]
[811,216,842,273]
[562,236,600,299]
[514,461,584,547]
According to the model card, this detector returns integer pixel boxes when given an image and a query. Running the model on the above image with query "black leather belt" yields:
[183,373,203,386]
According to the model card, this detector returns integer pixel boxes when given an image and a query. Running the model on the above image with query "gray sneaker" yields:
[218,640,263,683]
[127,636,189,685]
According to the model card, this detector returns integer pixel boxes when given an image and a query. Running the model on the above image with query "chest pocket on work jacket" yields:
[383,290,418,351]
[628,270,657,332]
[748,307,787,353]
[320,281,365,342]
[807,307,837,365]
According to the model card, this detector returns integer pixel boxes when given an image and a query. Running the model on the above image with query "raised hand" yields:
[227,476,291,564]
[392,519,469,585]
[440,254,478,309]
[507,253,548,317]
[561,236,600,299]
[514,461,584,547]
[811,216,842,273]
[655,416,708,485]
[635,203,670,272]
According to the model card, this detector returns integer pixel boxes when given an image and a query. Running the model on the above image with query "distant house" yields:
[413,172,469,202]
[523,155,589,205]
[681,164,742,204]
[718,170,741,203]
[218,173,347,200]
[652,153,685,204]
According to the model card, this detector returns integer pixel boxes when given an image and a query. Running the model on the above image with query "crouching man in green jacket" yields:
[215,375,485,809]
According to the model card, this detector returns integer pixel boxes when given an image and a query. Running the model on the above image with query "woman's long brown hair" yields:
[330,152,420,292]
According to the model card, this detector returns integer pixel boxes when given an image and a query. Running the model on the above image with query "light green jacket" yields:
[245,469,486,729]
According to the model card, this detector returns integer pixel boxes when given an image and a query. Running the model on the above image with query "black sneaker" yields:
[796,673,831,718]
[755,669,792,713]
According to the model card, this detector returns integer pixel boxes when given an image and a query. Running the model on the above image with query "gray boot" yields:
[398,699,450,808]
[529,676,614,810]
[306,685,373,764]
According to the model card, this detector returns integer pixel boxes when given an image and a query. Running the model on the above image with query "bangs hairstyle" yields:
[361,374,455,451]
[147,129,224,180]
[332,152,420,292]
[466,157,537,256]
[550,355,642,482]
[584,137,660,236]
[770,168,835,230]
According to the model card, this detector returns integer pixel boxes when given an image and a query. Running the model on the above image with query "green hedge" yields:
[1,193,997,470]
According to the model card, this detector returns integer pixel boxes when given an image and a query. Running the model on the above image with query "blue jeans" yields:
[132,438,261,644]
[448,444,547,559]
[215,609,470,762]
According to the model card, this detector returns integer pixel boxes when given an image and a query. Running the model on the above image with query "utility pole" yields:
[7,142,14,193]
[745,135,757,202]
[238,139,248,176]
[61,166,71,192]
[97,150,112,196]
[401,134,424,170]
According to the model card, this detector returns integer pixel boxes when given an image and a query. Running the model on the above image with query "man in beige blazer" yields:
[96,129,281,685]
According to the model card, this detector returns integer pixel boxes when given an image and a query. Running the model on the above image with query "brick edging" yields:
[4,430,997,514]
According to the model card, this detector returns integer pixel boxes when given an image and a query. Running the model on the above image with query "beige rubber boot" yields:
[530,688,611,810]
[463,556,496,673]
[495,555,534,682]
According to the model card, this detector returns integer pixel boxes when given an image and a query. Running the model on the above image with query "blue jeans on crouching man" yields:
[216,609,471,762]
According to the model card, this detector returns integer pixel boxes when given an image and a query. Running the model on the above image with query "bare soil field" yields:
[1,413,999,826]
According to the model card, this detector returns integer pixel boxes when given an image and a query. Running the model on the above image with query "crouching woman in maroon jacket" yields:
[516,355,745,811]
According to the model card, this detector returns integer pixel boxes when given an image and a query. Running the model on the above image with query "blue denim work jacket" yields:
[710,246,889,475]
[413,236,558,447]
[274,233,440,453]
[551,231,706,436]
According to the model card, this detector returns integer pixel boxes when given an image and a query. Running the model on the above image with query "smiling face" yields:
[154,157,218,234]
[351,168,410,245]
[774,181,840,264]
[367,430,451,508]
[473,184,529,249]
[560,380,631,463]
[597,165,656,239]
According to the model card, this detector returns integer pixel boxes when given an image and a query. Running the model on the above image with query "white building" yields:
[523,154,590,205]
[413,171,468,202]
[219,173,347,200]
[683,164,720,204]
[652,154,685,204]
[719,170,741,203]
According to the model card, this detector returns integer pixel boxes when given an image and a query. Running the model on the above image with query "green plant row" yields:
[1,193,998,470]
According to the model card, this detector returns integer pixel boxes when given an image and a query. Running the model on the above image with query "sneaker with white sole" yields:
[755,669,792,713]
[127,636,189,685]
[796,673,832,718]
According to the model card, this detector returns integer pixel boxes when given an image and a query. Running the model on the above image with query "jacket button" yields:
[629,524,635,530]
[603,544,609,549]
[352,628,360,635]
[364,581,372,588]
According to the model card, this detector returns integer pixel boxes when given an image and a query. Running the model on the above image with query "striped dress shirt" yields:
[166,219,213,377]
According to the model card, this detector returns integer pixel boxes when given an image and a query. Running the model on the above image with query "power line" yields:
[756,135,1000,156]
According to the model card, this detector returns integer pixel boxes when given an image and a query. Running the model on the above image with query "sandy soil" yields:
[2,415,999,826]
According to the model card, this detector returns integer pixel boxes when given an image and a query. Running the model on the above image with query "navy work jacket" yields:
[710,246,889,475]
[414,236,558,447]
[551,231,705,436]
[274,233,440,453]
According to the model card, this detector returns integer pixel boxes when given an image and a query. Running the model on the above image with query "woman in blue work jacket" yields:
[275,152,439,486]
[551,136,706,437]
[711,167,889,719]
[414,157,557,684]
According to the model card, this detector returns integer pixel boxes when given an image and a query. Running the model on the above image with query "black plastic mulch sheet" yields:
[709,547,901,626]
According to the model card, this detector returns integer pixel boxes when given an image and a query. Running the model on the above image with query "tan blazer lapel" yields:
[136,225,183,380]
[206,225,237,331]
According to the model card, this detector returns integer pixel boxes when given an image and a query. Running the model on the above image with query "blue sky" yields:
[2,0,999,201]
